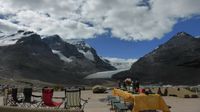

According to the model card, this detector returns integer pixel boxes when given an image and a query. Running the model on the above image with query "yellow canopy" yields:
[112,88,170,112]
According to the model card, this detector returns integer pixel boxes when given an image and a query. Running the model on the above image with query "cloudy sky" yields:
[0,0,200,59]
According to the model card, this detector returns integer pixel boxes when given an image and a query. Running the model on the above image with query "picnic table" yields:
[112,88,170,112]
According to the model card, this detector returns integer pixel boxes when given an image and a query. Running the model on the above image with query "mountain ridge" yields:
[0,30,115,84]
[113,32,200,85]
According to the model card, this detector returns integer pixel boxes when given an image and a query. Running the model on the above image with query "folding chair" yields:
[114,102,129,112]
[106,95,116,105]
[9,88,23,106]
[64,88,88,112]
[22,88,41,107]
[3,88,12,106]
[40,87,65,108]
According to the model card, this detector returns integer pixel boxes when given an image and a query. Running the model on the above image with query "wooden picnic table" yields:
[112,88,170,112]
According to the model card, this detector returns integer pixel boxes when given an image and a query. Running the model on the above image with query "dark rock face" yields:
[113,32,200,85]
[71,40,116,71]
[0,33,69,83]
[43,35,115,71]
[42,35,85,58]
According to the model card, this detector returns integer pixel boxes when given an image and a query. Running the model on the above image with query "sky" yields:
[0,0,200,59]
[86,16,200,59]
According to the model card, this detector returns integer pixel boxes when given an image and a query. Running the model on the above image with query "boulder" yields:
[92,85,106,93]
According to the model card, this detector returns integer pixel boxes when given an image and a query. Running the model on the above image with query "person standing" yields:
[118,80,122,89]
[132,80,136,92]
[135,80,140,89]
[123,80,127,90]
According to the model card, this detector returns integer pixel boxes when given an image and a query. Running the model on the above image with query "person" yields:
[118,80,122,89]
[122,80,127,90]
[132,80,136,92]
[145,88,153,95]
[140,88,146,94]
[163,88,168,96]
[135,80,140,90]
[157,87,163,95]
[124,78,132,91]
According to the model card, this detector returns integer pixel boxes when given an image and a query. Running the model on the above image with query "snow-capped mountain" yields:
[0,30,115,84]
[52,50,73,63]
[65,39,116,71]
[42,35,116,70]
[66,39,95,61]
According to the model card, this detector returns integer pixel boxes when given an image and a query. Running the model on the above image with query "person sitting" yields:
[145,88,153,94]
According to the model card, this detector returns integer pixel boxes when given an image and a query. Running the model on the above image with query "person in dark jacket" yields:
[122,80,127,90]
[135,80,140,90]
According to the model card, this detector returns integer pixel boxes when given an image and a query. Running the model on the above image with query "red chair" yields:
[41,87,65,108]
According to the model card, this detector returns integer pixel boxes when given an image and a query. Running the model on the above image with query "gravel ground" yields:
[0,90,200,112]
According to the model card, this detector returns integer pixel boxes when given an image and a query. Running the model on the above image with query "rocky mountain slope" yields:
[113,32,200,85]
[0,30,115,84]
[66,39,116,71]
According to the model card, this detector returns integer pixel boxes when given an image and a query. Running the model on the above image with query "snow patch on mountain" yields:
[85,57,137,79]
[66,39,96,61]
[0,31,35,46]
[85,69,127,79]
[154,46,159,50]
[104,57,137,69]
[195,36,200,38]
[52,50,72,62]
[66,39,91,48]
[78,49,95,61]
[0,33,22,46]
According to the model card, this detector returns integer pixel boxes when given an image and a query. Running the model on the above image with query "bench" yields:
[114,103,128,112]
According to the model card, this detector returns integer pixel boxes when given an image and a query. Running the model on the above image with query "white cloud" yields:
[0,0,200,40]
[82,0,200,40]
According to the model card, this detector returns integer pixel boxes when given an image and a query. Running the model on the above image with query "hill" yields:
[113,32,200,85]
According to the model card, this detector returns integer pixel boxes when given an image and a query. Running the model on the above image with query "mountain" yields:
[0,30,115,84]
[113,32,200,85]
[42,36,116,71]
[67,39,116,71]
